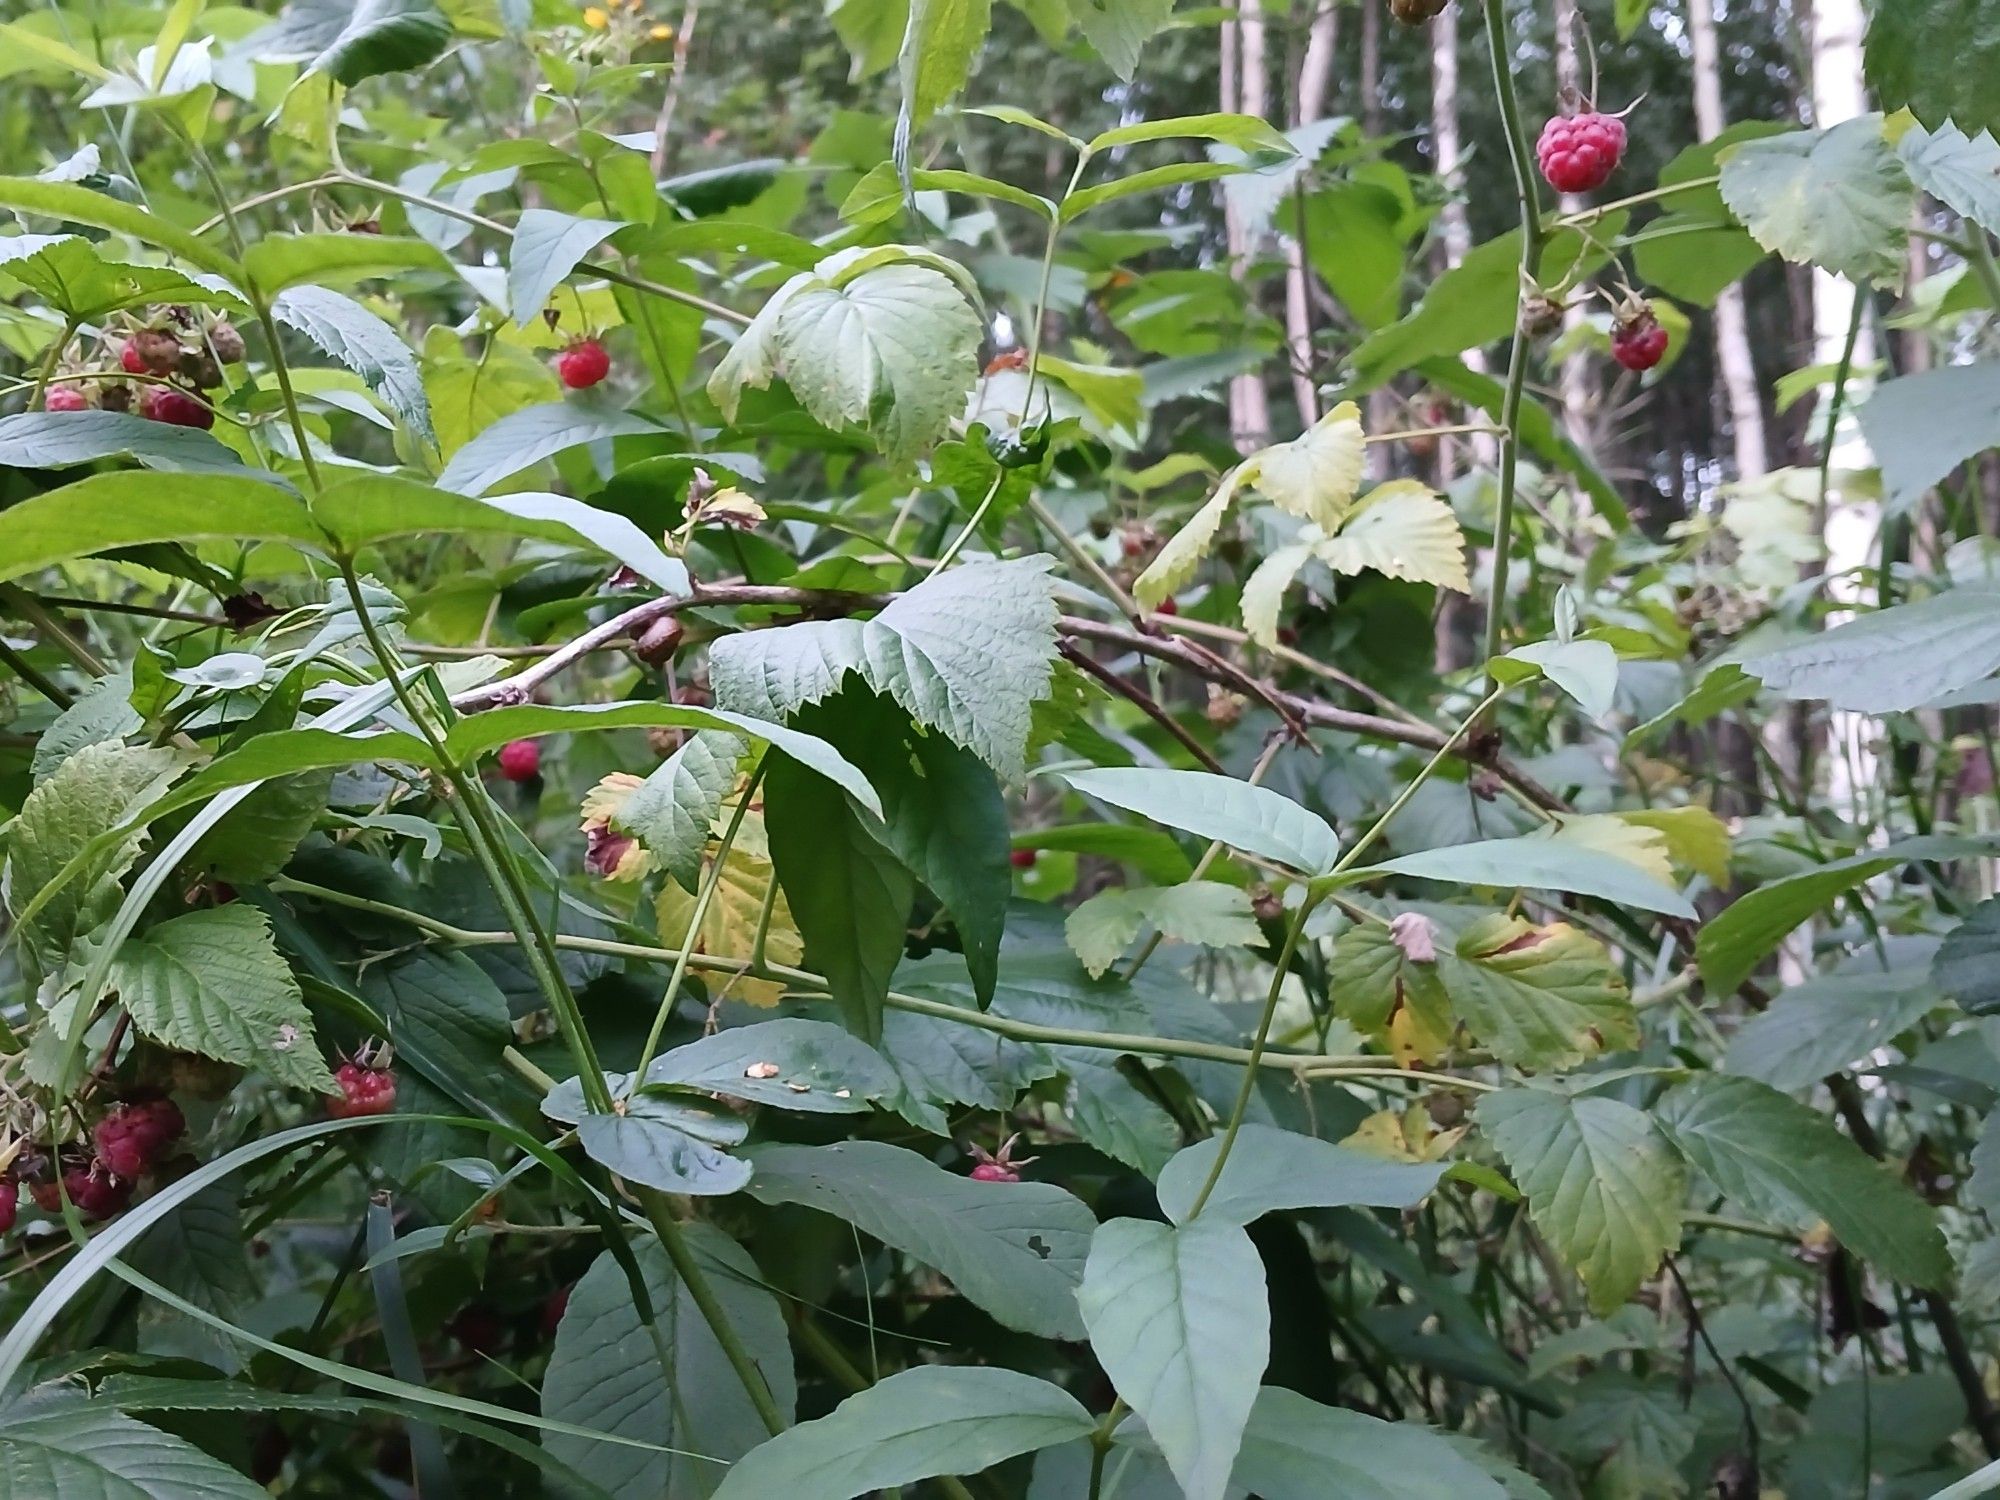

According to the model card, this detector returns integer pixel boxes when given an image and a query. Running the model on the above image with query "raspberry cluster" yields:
[41,305,244,428]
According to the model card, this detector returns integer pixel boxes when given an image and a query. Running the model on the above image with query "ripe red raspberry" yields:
[969,1161,1021,1182]
[326,1061,398,1119]
[120,341,148,375]
[0,1178,16,1234]
[1009,847,1037,869]
[1536,111,1627,195]
[967,1133,1035,1182]
[68,1160,135,1220]
[140,385,215,430]
[497,738,541,782]
[1612,305,1670,372]
[92,1096,186,1180]
[556,338,610,390]
[43,386,88,413]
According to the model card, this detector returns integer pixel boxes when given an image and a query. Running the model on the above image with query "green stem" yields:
[27,319,75,409]
[640,1199,788,1435]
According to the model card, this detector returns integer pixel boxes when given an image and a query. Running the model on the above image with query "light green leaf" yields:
[1069,0,1173,79]
[1065,881,1260,977]
[1497,639,1621,720]
[509,209,629,325]
[110,905,339,1094]
[1153,1123,1446,1226]
[241,232,445,296]
[772,260,983,463]
[0,1390,269,1498]
[1897,119,2000,233]
[1311,480,1470,592]
[1437,914,1637,1070]
[645,1019,897,1113]
[432,398,662,496]
[271,285,436,447]
[544,1226,797,1500]
[1062,767,1338,875]
[616,730,746,890]
[1239,541,1314,648]
[1085,112,1291,158]
[0,235,243,321]
[1362,835,1696,918]
[1865,2,2000,138]
[1746,591,2000,711]
[1725,964,1939,1091]
[1859,363,2000,516]
[0,411,278,484]
[745,1140,1094,1339]
[1656,1075,1951,1287]
[3,742,180,976]
[1476,1087,1684,1315]
[1696,835,1996,993]
[1225,1386,1508,1500]
[710,556,1058,781]
[900,0,993,125]
[711,1366,1093,1500]
[1251,400,1365,529]
[1717,118,1912,287]
[1131,464,1250,607]
[0,177,240,279]
[1078,1217,1268,1500]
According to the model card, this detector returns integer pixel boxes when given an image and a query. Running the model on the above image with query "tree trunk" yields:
[1225,0,1273,452]
[1689,0,1769,479]
[1284,2,1339,429]
[1432,0,1483,670]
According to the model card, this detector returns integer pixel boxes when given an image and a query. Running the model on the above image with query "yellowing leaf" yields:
[1239,541,1314,649]
[1329,921,1455,1065]
[656,808,803,1008]
[1253,400,1365,529]
[1540,814,1675,886]
[1620,806,1733,885]
[1439,915,1636,1070]
[1133,463,1251,608]
[1311,480,1470,592]
[1346,1104,1465,1163]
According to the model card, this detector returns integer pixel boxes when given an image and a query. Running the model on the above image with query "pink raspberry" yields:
[326,1062,397,1119]
[140,385,215,430]
[497,738,541,782]
[1536,111,1627,195]
[43,386,88,413]
[556,338,610,390]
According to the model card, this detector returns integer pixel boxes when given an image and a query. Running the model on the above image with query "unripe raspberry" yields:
[1612,304,1670,372]
[43,386,88,413]
[130,328,185,376]
[180,348,223,390]
[1389,0,1449,21]
[1536,111,1627,195]
[497,738,541,782]
[140,385,215,430]
[556,338,610,390]
[209,320,246,364]
[632,615,684,667]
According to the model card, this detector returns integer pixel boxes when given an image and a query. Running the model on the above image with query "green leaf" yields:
[1437,914,1638,1070]
[3,742,180,975]
[1061,767,1339,875]
[764,746,913,1041]
[362,951,516,1114]
[1062,161,1255,220]
[433,399,662,495]
[282,0,454,85]
[183,770,331,884]
[1301,183,1407,328]
[616,730,746,890]
[0,412,274,482]
[710,556,1059,781]
[0,1389,269,1498]
[1696,835,1996,993]
[508,209,629,325]
[711,1366,1092,1500]
[744,1140,1095,1339]
[888,729,1012,1005]
[1859,363,2000,516]
[1153,1123,1445,1226]
[840,160,1054,223]
[1065,881,1260,977]
[110,905,338,1094]
[1069,0,1173,80]
[544,1226,797,1499]
[1225,1386,1508,1500]
[1656,1075,1951,1287]
[1077,1217,1268,1500]
[1476,1086,1684,1315]
[313,474,687,593]
[1865,1,2000,138]
[1725,963,1940,1091]
[772,260,983,463]
[1497,640,1621,721]
[576,1093,752,1196]
[1936,896,2000,1013]
[241,232,445,296]
[1361,835,1696,919]
[876,991,1058,1133]
[1632,212,1767,306]
[900,0,993,125]
[271,285,436,447]
[1897,119,2000,233]
[1717,119,1912,287]
[643,1018,897,1113]
[0,177,240,279]
[0,472,320,586]
[0,235,243,321]
[1085,112,1292,158]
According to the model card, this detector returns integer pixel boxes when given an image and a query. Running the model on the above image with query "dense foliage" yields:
[4,0,2000,1495]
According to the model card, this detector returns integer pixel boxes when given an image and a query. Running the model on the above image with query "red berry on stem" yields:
[1009,847,1037,870]
[326,1061,398,1119]
[43,387,88,413]
[141,385,215,430]
[969,1161,1021,1183]
[1612,305,1671,372]
[1155,596,1179,617]
[92,1096,186,1180]
[497,738,541,782]
[1536,111,1627,195]
[0,1179,16,1234]
[120,342,148,375]
[65,1160,135,1221]
[557,338,611,390]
